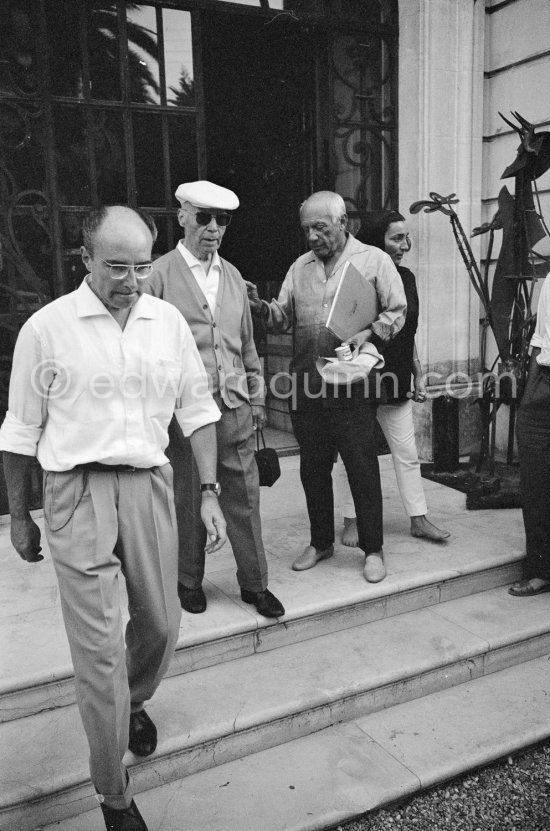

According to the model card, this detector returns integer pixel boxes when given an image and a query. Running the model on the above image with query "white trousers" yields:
[339,399,428,519]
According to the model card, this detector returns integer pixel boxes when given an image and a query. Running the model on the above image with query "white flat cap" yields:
[175,180,239,210]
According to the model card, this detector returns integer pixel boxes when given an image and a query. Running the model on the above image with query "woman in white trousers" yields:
[340,210,449,546]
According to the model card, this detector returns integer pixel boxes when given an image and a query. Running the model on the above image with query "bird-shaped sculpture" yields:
[500,111,550,180]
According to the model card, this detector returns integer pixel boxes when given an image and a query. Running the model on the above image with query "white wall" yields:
[482,0,550,457]
[398,0,485,457]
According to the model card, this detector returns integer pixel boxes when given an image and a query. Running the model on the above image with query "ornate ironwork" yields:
[0,1,54,439]
[330,27,397,226]
[0,0,399,395]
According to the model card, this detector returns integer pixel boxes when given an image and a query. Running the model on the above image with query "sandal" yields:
[508,579,550,597]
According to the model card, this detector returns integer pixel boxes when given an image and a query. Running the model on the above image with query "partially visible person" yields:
[509,273,550,597]
[0,205,227,831]
[247,191,406,583]
[146,180,284,618]
[338,210,449,547]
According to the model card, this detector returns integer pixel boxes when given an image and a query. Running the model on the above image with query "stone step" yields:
[38,654,550,831]
[2,584,549,831]
[0,555,522,723]
[0,454,524,724]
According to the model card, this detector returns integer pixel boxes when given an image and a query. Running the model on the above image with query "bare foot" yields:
[509,577,550,596]
[342,517,359,547]
[526,578,550,591]
[410,515,450,541]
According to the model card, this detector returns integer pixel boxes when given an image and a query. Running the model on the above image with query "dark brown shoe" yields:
[240,588,285,618]
[100,799,148,831]
[178,583,207,613]
[128,710,157,757]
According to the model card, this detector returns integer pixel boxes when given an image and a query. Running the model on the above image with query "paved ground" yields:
[0,440,526,692]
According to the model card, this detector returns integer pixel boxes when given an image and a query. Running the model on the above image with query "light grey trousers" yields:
[43,465,181,809]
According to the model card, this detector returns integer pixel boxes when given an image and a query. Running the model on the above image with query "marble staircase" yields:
[1,454,549,831]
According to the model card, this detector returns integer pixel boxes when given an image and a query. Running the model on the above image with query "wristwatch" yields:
[200,482,221,497]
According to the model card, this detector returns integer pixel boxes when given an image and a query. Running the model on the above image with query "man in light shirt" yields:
[146,181,285,619]
[0,205,227,831]
[247,191,406,584]
[509,273,550,597]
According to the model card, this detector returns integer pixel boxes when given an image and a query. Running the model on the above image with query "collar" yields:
[331,233,358,274]
[177,241,221,273]
[76,277,156,320]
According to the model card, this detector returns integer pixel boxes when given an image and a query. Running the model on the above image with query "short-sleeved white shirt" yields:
[0,279,220,470]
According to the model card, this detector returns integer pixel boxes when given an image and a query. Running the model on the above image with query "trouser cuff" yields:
[95,773,133,810]
[239,581,268,592]
[178,579,203,590]
[311,540,334,551]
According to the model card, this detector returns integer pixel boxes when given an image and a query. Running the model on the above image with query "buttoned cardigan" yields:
[145,249,264,408]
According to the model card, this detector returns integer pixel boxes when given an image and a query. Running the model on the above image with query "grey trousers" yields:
[43,465,181,809]
[166,401,268,592]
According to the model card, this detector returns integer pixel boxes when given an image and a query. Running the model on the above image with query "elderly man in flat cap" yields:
[146,180,285,618]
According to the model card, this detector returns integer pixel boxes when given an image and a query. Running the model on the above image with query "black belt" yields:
[538,364,550,375]
[76,462,150,473]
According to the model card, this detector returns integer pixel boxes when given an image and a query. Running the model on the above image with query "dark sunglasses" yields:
[182,208,232,227]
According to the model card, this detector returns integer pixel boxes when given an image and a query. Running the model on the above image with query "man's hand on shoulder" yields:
[244,280,264,315]
[11,516,43,562]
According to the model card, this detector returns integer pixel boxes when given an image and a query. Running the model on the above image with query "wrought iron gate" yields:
[0,0,397,429]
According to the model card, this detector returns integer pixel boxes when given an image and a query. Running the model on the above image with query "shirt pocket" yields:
[149,358,182,400]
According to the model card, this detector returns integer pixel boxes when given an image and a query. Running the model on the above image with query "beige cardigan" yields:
[145,248,264,408]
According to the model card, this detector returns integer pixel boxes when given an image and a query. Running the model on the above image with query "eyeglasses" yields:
[182,208,232,227]
[98,257,154,280]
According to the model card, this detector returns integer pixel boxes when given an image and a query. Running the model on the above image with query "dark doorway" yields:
[200,10,317,290]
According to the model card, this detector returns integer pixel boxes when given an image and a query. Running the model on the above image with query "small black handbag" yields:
[255,428,281,487]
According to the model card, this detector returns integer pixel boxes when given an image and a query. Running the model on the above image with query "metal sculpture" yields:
[411,113,550,487]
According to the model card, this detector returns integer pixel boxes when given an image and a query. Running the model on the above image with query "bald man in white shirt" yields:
[0,205,227,831]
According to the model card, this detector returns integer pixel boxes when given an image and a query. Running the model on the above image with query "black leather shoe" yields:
[100,799,148,831]
[240,588,285,618]
[178,583,207,614]
[128,710,157,757]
